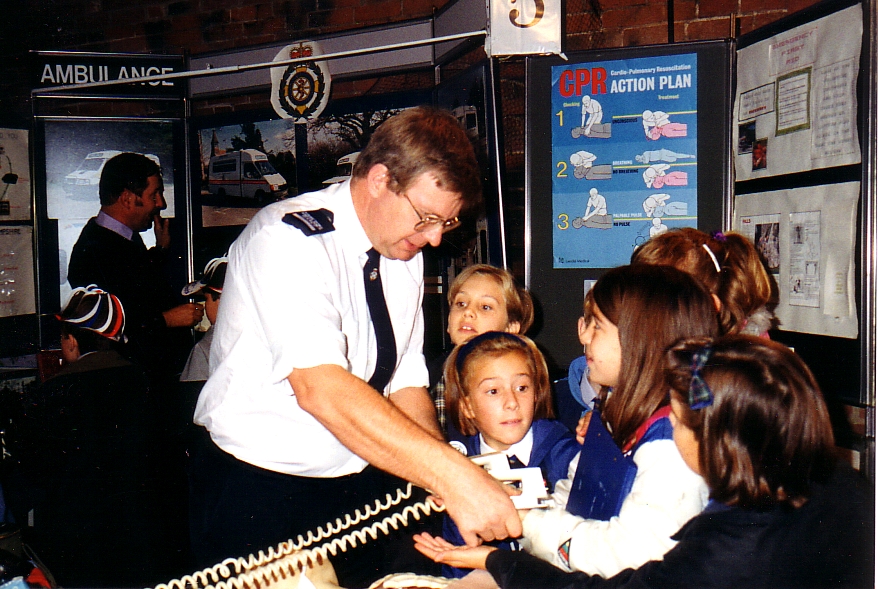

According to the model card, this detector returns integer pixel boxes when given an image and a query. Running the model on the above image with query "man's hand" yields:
[436,464,522,546]
[288,364,521,547]
[163,302,203,328]
[153,215,171,250]
[413,532,496,570]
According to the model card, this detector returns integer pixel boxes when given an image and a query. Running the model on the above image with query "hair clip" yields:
[702,243,721,273]
[711,231,727,242]
[688,345,714,409]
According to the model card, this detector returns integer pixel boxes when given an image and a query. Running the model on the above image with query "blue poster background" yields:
[551,53,698,268]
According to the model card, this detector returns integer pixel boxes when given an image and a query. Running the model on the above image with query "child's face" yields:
[461,350,536,452]
[579,304,621,387]
[203,291,221,325]
[669,396,701,475]
[448,274,519,345]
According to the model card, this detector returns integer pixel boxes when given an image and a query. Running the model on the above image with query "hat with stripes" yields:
[57,284,127,343]
[182,256,228,297]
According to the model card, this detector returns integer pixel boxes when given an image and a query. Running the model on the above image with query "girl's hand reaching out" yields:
[575,410,593,444]
[413,533,497,570]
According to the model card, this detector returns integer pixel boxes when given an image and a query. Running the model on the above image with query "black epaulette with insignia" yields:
[282,209,335,235]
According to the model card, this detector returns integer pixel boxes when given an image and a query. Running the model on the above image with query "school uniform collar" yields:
[479,428,533,466]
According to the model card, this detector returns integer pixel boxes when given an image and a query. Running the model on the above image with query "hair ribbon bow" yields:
[688,345,714,409]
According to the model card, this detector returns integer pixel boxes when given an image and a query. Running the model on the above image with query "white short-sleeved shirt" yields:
[194,181,429,477]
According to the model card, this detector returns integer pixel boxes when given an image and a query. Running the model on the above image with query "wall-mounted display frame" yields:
[196,118,298,229]
[0,128,31,221]
[733,2,863,181]
[35,117,180,309]
[732,0,869,411]
[32,116,189,344]
[0,225,36,318]
[525,41,733,371]
[436,60,503,268]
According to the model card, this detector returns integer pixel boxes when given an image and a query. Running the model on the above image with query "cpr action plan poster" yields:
[551,53,698,269]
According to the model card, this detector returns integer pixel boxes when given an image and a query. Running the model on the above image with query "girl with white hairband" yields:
[413,335,872,589]
[631,227,776,337]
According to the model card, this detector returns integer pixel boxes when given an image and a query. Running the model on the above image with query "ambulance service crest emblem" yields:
[270,41,331,120]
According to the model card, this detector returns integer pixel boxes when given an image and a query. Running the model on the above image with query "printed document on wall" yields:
[0,129,31,221]
[0,226,36,317]
[736,182,858,338]
[733,4,862,180]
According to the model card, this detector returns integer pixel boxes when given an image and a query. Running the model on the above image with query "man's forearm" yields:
[290,365,465,492]
[389,386,443,441]
[288,364,522,545]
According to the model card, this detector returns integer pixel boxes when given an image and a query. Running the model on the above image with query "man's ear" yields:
[366,164,390,197]
[118,188,137,209]
[60,333,80,362]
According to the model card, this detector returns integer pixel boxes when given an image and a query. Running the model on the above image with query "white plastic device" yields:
[469,452,551,509]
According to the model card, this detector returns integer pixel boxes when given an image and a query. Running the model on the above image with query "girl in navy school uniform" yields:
[414,334,874,589]
[562,229,777,430]
[440,331,581,578]
[420,264,719,578]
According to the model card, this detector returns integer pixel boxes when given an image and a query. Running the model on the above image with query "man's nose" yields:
[422,224,443,247]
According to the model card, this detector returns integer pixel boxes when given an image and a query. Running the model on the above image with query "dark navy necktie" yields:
[364,248,397,391]
[507,454,527,470]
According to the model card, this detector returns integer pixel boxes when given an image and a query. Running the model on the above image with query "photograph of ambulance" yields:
[322,151,359,185]
[64,150,161,199]
[207,149,288,203]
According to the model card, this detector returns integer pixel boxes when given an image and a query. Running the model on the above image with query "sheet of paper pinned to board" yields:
[732,3,863,180]
[735,182,858,338]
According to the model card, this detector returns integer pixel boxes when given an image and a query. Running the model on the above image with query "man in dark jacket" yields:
[67,152,202,377]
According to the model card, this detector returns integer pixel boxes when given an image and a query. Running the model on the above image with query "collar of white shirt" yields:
[479,427,534,466]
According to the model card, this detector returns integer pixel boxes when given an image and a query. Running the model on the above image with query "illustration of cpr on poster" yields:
[551,52,699,269]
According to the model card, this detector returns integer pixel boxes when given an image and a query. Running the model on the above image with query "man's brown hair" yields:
[353,106,482,217]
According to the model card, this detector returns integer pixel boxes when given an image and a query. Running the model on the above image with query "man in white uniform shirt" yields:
[190,108,520,585]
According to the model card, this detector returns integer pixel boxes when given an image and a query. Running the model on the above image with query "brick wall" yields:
[3,0,826,121]
[0,0,828,273]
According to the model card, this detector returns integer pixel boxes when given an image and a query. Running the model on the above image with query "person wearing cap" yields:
[180,257,227,383]
[67,152,204,380]
[5,285,189,587]
[189,107,521,586]
[55,284,129,367]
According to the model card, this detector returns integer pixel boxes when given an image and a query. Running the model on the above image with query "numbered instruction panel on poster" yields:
[551,53,698,269]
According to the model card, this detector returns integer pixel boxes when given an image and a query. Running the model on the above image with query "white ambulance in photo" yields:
[207,149,288,202]
[322,151,359,185]
[64,150,161,199]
